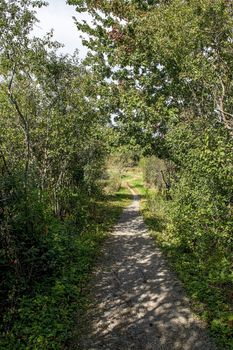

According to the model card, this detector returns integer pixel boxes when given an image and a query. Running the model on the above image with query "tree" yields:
[0,2,109,344]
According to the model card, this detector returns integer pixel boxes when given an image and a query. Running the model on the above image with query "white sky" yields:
[33,0,91,57]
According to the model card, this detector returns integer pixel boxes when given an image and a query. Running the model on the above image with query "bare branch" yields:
[216,108,233,119]
[8,64,17,92]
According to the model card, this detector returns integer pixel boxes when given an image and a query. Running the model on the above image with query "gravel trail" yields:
[78,190,216,350]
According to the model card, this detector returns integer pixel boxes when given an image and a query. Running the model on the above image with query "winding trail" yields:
[78,190,216,350]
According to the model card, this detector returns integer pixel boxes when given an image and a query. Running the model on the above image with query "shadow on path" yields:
[76,194,216,350]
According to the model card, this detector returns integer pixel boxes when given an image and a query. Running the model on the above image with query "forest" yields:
[0,0,232,349]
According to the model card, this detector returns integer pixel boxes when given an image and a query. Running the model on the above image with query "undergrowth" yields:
[142,189,233,350]
[125,166,233,350]
[0,187,131,350]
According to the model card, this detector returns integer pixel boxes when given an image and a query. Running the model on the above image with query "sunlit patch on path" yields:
[77,190,216,350]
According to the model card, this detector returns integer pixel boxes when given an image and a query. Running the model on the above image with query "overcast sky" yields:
[33,0,91,57]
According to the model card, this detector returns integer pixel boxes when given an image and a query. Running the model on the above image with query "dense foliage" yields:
[0,0,117,348]
[0,0,232,348]
[141,153,232,349]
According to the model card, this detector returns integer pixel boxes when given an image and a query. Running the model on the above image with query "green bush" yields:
[141,120,233,349]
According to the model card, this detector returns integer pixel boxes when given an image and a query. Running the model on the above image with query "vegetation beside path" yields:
[124,165,233,350]
[0,184,131,350]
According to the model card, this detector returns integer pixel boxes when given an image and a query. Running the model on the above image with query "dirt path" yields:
[78,190,216,350]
